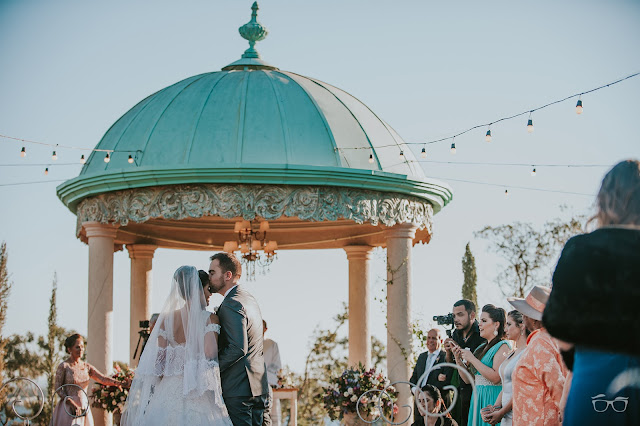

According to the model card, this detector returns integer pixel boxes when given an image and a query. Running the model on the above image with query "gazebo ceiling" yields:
[57,2,453,247]
[90,216,432,251]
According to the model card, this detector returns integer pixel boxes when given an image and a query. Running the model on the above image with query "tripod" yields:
[133,328,150,360]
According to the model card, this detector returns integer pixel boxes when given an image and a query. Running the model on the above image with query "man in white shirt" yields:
[410,329,453,426]
[263,320,282,426]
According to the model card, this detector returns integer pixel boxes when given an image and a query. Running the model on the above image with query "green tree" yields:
[0,242,13,405]
[37,274,62,425]
[475,215,584,297]
[461,242,478,308]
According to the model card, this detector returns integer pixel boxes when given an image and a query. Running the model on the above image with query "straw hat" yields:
[507,285,551,321]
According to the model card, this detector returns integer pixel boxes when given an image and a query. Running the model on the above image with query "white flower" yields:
[344,392,349,397]
[351,395,357,402]
[348,387,354,394]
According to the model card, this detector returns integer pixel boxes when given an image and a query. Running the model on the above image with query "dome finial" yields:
[239,2,268,59]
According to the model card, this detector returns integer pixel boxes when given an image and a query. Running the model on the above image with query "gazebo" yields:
[57,3,452,424]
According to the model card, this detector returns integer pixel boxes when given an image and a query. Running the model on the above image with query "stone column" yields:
[344,245,373,369]
[83,221,119,426]
[385,223,417,423]
[126,244,157,366]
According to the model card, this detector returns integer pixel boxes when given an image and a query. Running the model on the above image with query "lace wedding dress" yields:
[122,266,232,426]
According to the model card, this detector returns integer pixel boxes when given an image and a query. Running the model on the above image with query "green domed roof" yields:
[57,4,452,214]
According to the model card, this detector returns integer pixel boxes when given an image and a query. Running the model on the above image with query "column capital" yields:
[126,244,158,260]
[83,221,119,239]
[344,245,374,261]
[384,223,418,240]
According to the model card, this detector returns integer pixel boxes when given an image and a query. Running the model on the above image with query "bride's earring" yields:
[493,328,498,337]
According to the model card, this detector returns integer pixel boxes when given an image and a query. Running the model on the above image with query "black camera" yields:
[433,313,454,326]
[139,320,150,328]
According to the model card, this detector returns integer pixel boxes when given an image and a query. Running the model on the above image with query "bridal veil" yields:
[121,265,226,425]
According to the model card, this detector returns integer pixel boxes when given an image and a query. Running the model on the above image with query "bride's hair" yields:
[198,270,209,288]
[175,265,197,300]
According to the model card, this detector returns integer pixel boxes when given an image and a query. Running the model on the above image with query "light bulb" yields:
[368,154,374,164]
[104,153,110,163]
[527,119,534,133]
[421,147,426,158]
[128,155,134,164]
[80,155,86,164]
[485,130,492,143]
[399,150,404,159]
[576,99,583,115]
[531,168,536,176]
[20,147,26,158]
[44,167,49,176]
[450,143,456,154]
[504,189,509,197]
[52,151,57,161]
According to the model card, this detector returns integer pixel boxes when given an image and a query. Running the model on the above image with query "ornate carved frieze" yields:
[75,184,433,236]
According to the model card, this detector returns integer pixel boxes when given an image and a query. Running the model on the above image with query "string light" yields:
[527,113,534,133]
[485,128,492,143]
[128,155,134,164]
[327,72,640,159]
[20,147,26,158]
[504,189,509,197]
[44,167,49,176]
[399,150,404,160]
[421,147,427,158]
[450,140,456,155]
[576,98,583,114]
[80,155,86,164]
[531,168,537,176]
[104,153,110,163]
[368,153,374,164]
[52,151,58,161]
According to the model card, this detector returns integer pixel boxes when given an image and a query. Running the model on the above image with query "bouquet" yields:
[91,363,134,413]
[320,365,398,421]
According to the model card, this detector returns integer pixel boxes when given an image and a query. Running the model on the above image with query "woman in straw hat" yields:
[507,286,566,426]
[543,159,640,425]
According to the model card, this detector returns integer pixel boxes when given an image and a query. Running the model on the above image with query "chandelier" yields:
[223,220,277,281]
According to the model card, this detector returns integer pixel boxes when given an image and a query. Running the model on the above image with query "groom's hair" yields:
[210,252,242,280]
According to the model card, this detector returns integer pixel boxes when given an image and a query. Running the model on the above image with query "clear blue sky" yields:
[1,0,638,373]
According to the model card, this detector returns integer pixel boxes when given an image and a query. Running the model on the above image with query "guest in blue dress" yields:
[544,159,640,426]
[452,304,511,426]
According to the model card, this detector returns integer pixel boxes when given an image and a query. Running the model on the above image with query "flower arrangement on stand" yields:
[320,364,398,425]
[91,363,134,424]
[276,367,296,389]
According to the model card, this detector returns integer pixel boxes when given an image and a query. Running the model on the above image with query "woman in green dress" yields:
[452,304,511,426]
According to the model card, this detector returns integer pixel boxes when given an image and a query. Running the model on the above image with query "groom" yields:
[209,252,270,426]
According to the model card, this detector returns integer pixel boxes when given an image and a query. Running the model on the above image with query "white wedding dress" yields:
[122,266,232,426]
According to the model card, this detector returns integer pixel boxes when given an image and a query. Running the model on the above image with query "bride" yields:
[121,266,232,425]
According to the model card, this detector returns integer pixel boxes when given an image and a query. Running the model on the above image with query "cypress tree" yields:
[461,243,478,309]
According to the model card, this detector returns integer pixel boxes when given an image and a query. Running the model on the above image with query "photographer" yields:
[443,300,486,426]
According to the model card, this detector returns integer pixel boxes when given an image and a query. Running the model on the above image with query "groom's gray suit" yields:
[218,285,270,425]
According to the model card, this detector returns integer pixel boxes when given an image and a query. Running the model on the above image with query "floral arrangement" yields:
[320,365,398,421]
[91,363,134,413]
[276,368,296,389]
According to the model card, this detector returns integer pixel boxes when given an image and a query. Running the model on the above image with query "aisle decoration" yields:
[320,365,397,425]
[91,363,134,422]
